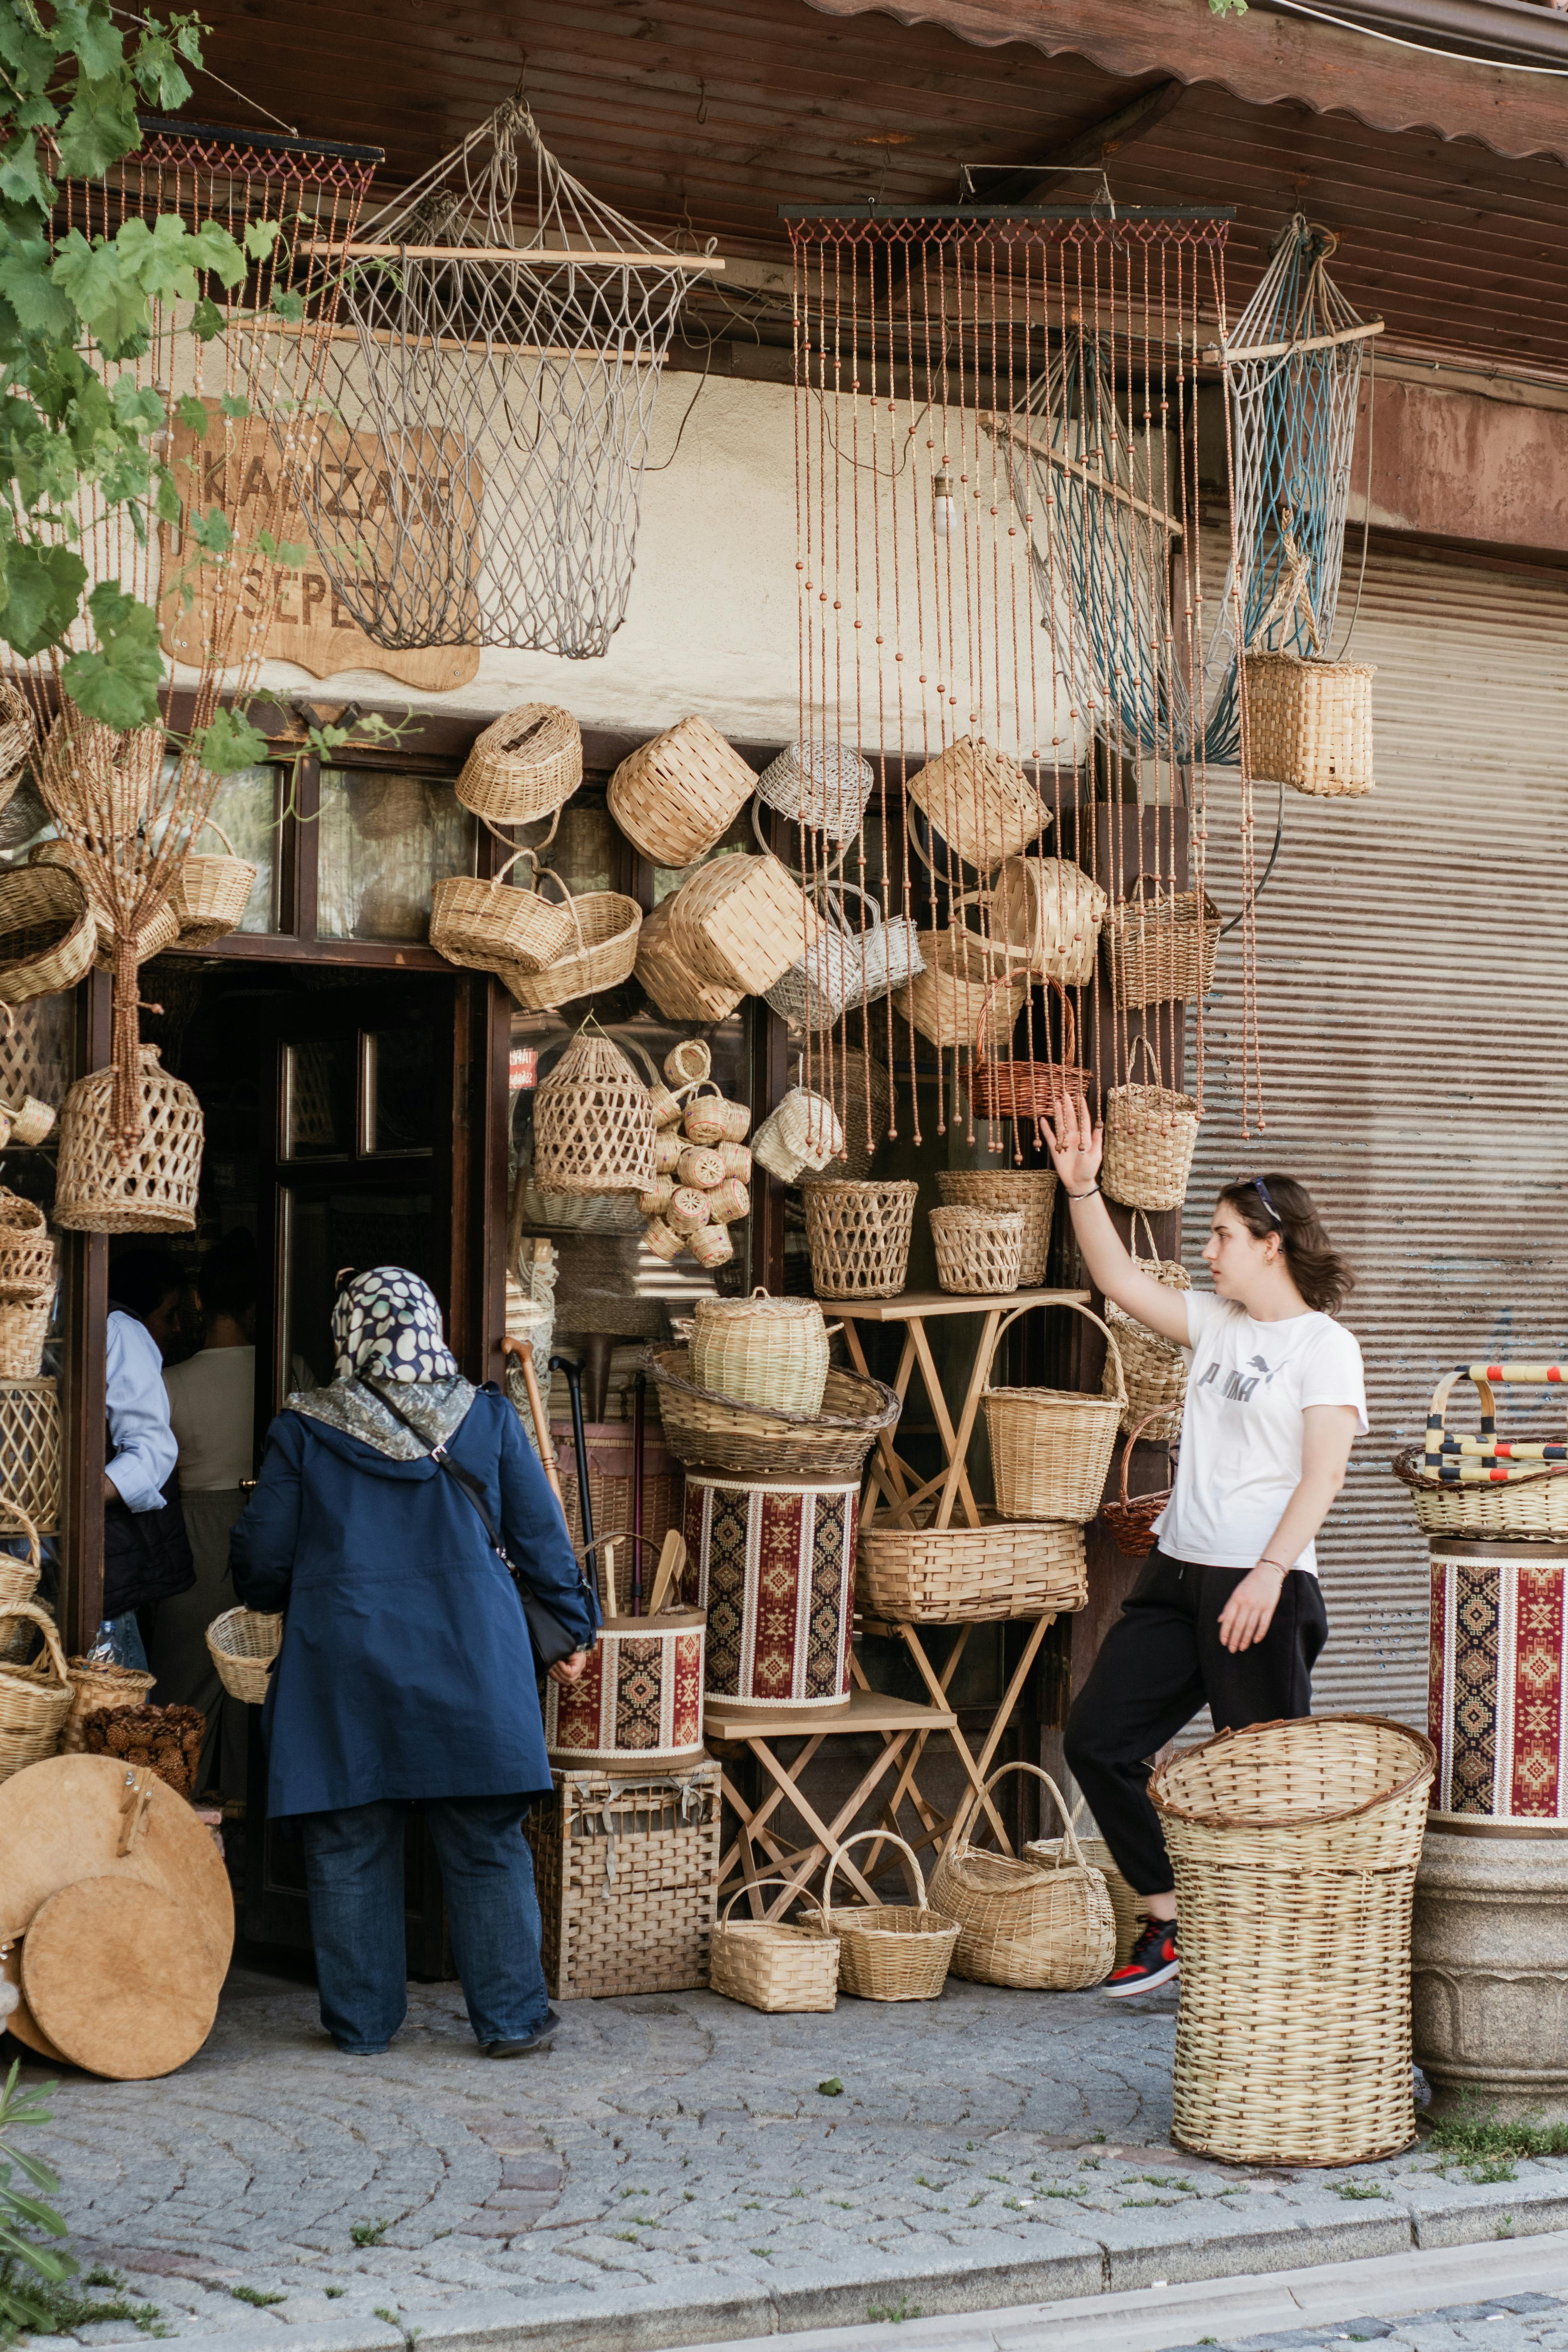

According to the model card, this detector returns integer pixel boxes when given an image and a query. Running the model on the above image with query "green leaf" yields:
[188,219,245,289]
[187,506,232,554]
[111,375,165,431]
[174,16,205,63]
[255,531,312,567]
[244,219,282,262]
[190,294,223,342]
[56,74,140,182]
[0,543,87,655]
[270,287,305,324]
[130,28,194,112]
[0,134,55,218]
[197,706,270,775]
[115,213,198,303]
[4,2148,60,2193]
[0,15,58,88]
[0,237,75,336]
[175,393,209,439]
[219,391,251,419]
[61,578,163,726]
[54,1,127,82]
[51,228,148,354]
[154,466,181,523]
[2,2188,68,2235]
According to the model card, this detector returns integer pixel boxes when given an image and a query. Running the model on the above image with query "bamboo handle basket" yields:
[709,1878,841,2013]
[820,1830,960,2002]
[857,1505,1085,1625]
[1102,1036,1200,1213]
[929,1762,1116,1991]
[0,1599,71,1782]
[206,1606,283,1704]
[965,976,1093,1126]
[1392,1358,1568,1537]
[457,703,583,826]
[983,1298,1126,1522]
[929,1204,1025,1296]
[171,815,258,949]
[431,855,581,978]
[1099,1409,1177,1559]
[498,892,643,1014]
[1103,873,1221,1010]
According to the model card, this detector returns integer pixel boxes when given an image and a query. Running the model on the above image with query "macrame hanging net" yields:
[290,98,714,657]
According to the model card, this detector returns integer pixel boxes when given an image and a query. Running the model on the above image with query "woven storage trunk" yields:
[1102,1040,1199,1213]
[532,1028,656,1196]
[1102,1214,1190,1440]
[894,930,1026,1053]
[685,1473,857,1708]
[54,1048,203,1234]
[500,893,642,1014]
[822,1831,960,2001]
[633,895,745,1025]
[0,866,96,1006]
[935,1169,1056,1287]
[1245,650,1375,797]
[543,1608,705,1772]
[907,736,1049,873]
[1152,1714,1433,2166]
[754,1089,843,1184]
[931,1764,1116,1991]
[0,1189,54,1299]
[930,1205,1024,1297]
[985,1300,1125,1522]
[709,1879,840,2012]
[755,740,875,842]
[61,1656,156,1752]
[609,715,755,865]
[665,855,821,998]
[0,1600,70,1783]
[690,1291,830,1416]
[525,1758,721,1999]
[206,1606,282,1704]
[457,703,582,825]
[1103,878,1221,1010]
[431,860,578,977]
[0,1377,61,1534]
[804,1178,918,1300]
[985,857,1107,985]
[646,1346,899,1485]
[857,1507,1085,1625]
[170,818,256,949]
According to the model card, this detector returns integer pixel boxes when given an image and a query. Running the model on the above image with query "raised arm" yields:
[1041,1095,1192,1347]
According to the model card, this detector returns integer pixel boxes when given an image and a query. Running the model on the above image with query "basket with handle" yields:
[935,1168,1056,1287]
[929,1763,1116,1990]
[755,739,875,842]
[665,853,821,999]
[689,1290,832,1417]
[1026,1794,1141,1968]
[1244,650,1375,798]
[984,1298,1126,1522]
[1102,1036,1200,1212]
[608,714,756,866]
[1103,1209,1190,1440]
[0,1188,54,1300]
[893,927,1026,1053]
[906,736,1050,874]
[709,1877,841,2013]
[532,1021,657,1198]
[205,1606,283,1704]
[170,815,258,949]
[500,893,643,1014]
[765,884,922,1028]
[1392,1360,1568,1537]
[857,1505,1085,1625]
[803,1178,918,1300]
[982,857,1107,985]
[1100,1410,1178,1559]
[820,1829,960,2002]
[0,1599,71,1782]
[929,1205,1025,1297]
[0,679,35,815]
[456,702,583,826]
[431,855,581,978]
[1103,874,1222,1010]
[0,866,96,1007]
[27,840,180,970]
[966,977,1092,1127]
[753,1089,843,1184]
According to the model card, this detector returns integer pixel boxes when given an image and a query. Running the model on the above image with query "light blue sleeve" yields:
[105,1311,178,1513]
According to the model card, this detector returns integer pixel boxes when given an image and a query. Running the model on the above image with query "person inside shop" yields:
[102,1248,194,1671]
[1045,1097,1366,1999]
[144,1229,258,1796]
[230,1265,599,2061]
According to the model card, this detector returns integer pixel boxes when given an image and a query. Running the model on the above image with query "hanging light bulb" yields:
[932,470,955,538]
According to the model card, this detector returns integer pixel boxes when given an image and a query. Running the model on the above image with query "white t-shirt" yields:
[163,1345,256,1491]
[1153,1294,1367,1577]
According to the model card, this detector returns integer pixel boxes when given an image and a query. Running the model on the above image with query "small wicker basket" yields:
[935,1168,1056,1287]
[689,1291,830,1417]
[984,1299,1126,1522]
[907,736,1049,874]
[894,928,1026,1054]
[0,1599,70,1784]
[1100,1410,1177,1559]
[0,866,96,1006]
[500,893,643,1014]
[431,857,579,977]
[983,856,1107,985]
[822,1831,960,2002]
[608,714,755,866]
[755,740,875,842]
[0,1291,50,1379]
[456,704,583,826]
[1245,650,1375,798]
[533,1025,656,1198]
[930,1764,1116,1991]
[27,841,180,969]
[709,1878,841,2013]
[1392,1361,1568,1538]
[54,1047,203,1234]
[857,1506,1085,1625]
[1103,876,1221,1010]
[633,895,744,1027]
[0,1501,39,1618]
[929,1205,1024,1296]
[966,977,1091,1128]
[0,1188,55,1298]
[1102,1038,1200,1213]
[171,817,257,949]
[803,1178,919,1300]
[61,1654,156,1752]
[753,1089,843,1184]
[205,1606,283,1704]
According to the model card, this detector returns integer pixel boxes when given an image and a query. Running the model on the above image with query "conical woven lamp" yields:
[532,1024,655,1197]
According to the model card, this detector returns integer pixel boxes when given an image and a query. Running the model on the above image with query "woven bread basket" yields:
[665,853,820,998]
[170,816,257,949]
[1103,876,1221,1010]
[0,1599,70,1783]
[755,740,875,842]
[907,736,1049,873]
[857,1505,1085,1625]
[61,1654,156,1752]
[633,893,745,1026]
[457,704,582,826]
[804,1178,918,1300]
[894,928,1027,1053]
[822,1831,960,2002]
[608,714,755,866]
[644,1345,899,1484]
[1102,1037,1200,1212]
[1245,650,1375,798]
[0,1188,55,1298]
[533,1024,656,1197]
[499,892,642,1013]
[935,1168,1056,1287]
[929,1205,1024,1296]
[54,1047,203,1233]
[1102,1211,1190,1440]
[27,840,180,969]
[689,1290,830,1417]
[431,856,579,976]
[985,1299,1126,1522]
[983,857,1108,985]
[1100,1409,1177,1558]
[709,1878,841,2013]
[0,866,96,1006]
[930,1764,1115,1992]
[206,1606,283,1704]
[0,681,35,814]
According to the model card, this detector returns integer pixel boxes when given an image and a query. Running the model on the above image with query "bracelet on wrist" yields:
[1257,1558,1289,1576]
[1068,1185,1100,1201]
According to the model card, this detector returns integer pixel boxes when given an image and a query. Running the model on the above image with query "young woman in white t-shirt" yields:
[1045,1096,1367,1998]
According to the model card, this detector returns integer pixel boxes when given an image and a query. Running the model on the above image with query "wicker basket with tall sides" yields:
[984,1299,1126,1521]
[1152,1714,1433,2166]
[1103,1211,1191,1441]
[54,1048,203,1233]
[689,1291,830,1417]
[532,1025,656,1197]
[170,817,257,950]
[1103,876,1222,1010]
[665,854,822,999]
[0,1190,55,1299]
[929,1205,1024,1296]
[821,1831,961,2002]
[0,1291,50,1380]
[0,1600,71,1783]
[935,1168,1057,1287]
[709,1879,841,2014]
[907,736,1050,873]
[206,1607,282,1704]
[804,1179,919,1300]
[457,703,583,826]
[1102,1037,1200,1213]
[1244,651,1375,797]
[931,1763,1116,1991]
[608,715,755,866]
[982,857,1107,985]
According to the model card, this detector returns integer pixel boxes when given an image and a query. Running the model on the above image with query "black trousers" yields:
[1062,1545,1329,1897]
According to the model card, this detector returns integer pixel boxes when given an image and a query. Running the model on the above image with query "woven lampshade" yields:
[532,1027,656,1197]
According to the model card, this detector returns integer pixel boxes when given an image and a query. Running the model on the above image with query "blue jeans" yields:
[299,1795,552,2053]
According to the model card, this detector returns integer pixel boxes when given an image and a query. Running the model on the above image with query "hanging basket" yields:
[857,1506,1085,1625]
[982,857,1107,985]
[7,1097,56,1149]
[985,1298,1126,1522]
[1245,650,1375,798]
[0,682,35,815]
[1100,1410,1177,1558]
[1102,1037,1200,1212]
[28,843,180,970]
[432,857,579,978]
[499,893,643,1014]
[907,736,1050,874]
[39,709,163,841]
[54,1048,204,1234]
[532,1025,656,1197]
[681,1083,748,1149]
[894,929,1026,1054]
[645,1345,899,1485]
[0,1500,39,1618]
[753,1089,844,1185]
[1101,1210,1190,1439]
[665,854,820,998]
[930,1764,1116,1991]
[689,1290,831,1417]
[710,1879,841,2013]
[608,715,756,866]
[0,867,96,1007]
[205,1607,283,1704]
[0,1292,49,1380]
[1103,875,1222,1010]
[0,1600,71,1783]
[755,740,875,843]
[929,1205,1024,1296]
[61,1654,156,1753]
[764,884,923,1030]
[665,1039,711,1087]
[0,1377,61,1535]
[822,1830,960,2003]
[803,1178,919,1300]
[634,895,745,1026]
[170,817,257,950]
[966,976,1092,1127]
[456,704,583,826]
[0,1190,54,1300]
[935,1169,1056,1287]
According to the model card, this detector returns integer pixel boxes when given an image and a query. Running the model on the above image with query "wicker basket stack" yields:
[935,1168,1056,1286]
[637,1052,752,1273]
[753,1088,843,1184]
[0,1190,54,1380]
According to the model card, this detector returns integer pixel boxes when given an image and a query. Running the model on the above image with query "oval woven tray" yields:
[642,1344,899,1482]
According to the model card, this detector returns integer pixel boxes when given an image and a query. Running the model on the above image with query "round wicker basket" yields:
[983,856,1108,985]
[170,817,257,949]
[930,1763,1116,1991]
[644,1344,899,1484]
[929,1205,1024,1296]
[690,1291,830,1417]
[822,1830,961,2003]
[0,867,96,1007]
[1099,1410,1177,1559]
[498,892,642,1013]
[1102,1039,1199,1212]
[54,1047,203,1234]
[689,1221,733,1268]
[803,1178,919,1300]
[984,1299,1126,1522]
[754,740,874,842]
[935,1168,1056,1286]
[456,704,583,825]
[532,1026,656,1198]
[205,1607,282,1705]
[709,1878,841,2014]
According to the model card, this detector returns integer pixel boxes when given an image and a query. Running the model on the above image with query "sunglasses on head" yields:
[1248,1178,1283,1226]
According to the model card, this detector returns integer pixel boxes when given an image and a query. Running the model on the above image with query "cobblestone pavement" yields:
[9,1970,1568,2352]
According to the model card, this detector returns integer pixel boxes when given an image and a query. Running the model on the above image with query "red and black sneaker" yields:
[1103,1914,1178,1998]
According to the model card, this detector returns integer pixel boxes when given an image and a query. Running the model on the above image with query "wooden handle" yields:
[982,1296,1126,1405]
[822,1827,927,1914]
[719,1875,830,1928]
[951,1760,1087,1867]
[508,1343,563,1504]
[647,1528,686,1616]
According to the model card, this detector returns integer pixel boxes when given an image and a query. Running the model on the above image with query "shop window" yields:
[206,764,284,932]
[362,1025,435,1155]
[317,770,475,943]
[284,1038,357,1159]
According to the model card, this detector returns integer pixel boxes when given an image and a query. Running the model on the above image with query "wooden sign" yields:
[159,401,479,693]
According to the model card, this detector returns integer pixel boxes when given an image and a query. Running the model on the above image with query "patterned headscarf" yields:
[331,1267,460,1385]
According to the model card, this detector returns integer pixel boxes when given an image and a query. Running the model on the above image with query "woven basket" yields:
[54,1047,203,1233]
[804,1178,918,1300]
[755,740,875,843]
[894,929,1026,1054]
[0,1377,61,1534]
[857,1505,1085,1625]
[8,1097,55,1149]
[983,857,1107,985]
[431,857,579,977]
[28,841,180,969]
[929,1205,1024,1296]
[1102,1211,1191,1440]
[690,1223,732,1269]
[0,1502,39,1618]
[822,1831,960,2002]
[690,1291,830,1416]
[1103,876,1222,1010]
[935,1169,1056,1287]
[0,866,95,1006]
[1246,650,1375,798]
[753,1089,843,1185]
[0,1599,70,1783]
[0,1189,55,1299]
[985,1298,1126,1522]
[765,884,922,1030]
[0,680,35,812]
[457,703,583,825]
[1152,1714,1433,2166]
[1392,1362,1568,1538]
[1026,1803,1140,1968]
[665,1040,711,1087]
[634,894,745,1026]
[61,1655,157,1752]
[967,976,1092,1128]
[644,1345,899,1484]
[533,1026,656,1198]
[40,708,163,840]
[931,1763,1116,1991]
[907,736,1049,874]
[709,1879,841,2013]
[170,816,257,949]
[1102,1038,1200,1212]
[0,1290,50,1378]
[205,1606,282,1704]
[665,854,820,998]
[500,893,643,1014]
[1100,1410,1177,1559]
[609,715,755,865]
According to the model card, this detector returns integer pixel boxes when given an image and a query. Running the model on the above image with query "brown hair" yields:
[1216,1174,1355,1316]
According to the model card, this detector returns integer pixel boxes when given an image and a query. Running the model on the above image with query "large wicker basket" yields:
[709,1879,841,2014]
[755,740,874,843]
[857,1507,1085,1625]
[499,893,643,1014]
[1103,877,1221,1010]
[907,736,1049,874]
[689,1291,830,1417]
[929,1205,1024,1296]
[457,703,582,826]
[985,856,1106,985]
[935,1168,1056,1286]
[1245,650,1375,798]
[803,1178,918,1300]
[1152,1714,1433,2166]
[893,929,1026,1053]
[170,817,257,949]
[633,894,744,1026]
[0,1188,54,1298]
[205,1607,282,1704]
[984,1299,1126,1522]
[1102,1042,1200,1214]
[54,1047,203,1233]
[0,1599,70,1783]
[665,854,820,999]
[608,714,755,866]
[61,1654,157,1752]
[531,1026,656,1198]
[644,1345,899,1484]
[821,1831,960,2003]
[1103,1212,1190,1440]
[0,866,96,1006]
[930,1764,1116,1991]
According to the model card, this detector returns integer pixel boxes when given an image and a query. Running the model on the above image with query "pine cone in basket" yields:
[81,1703,206,1795]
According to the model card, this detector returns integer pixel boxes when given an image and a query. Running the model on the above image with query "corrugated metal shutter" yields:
[1184,545,1568,1727]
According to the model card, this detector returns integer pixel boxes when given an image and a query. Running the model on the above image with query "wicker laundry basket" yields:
[804,1178,919,1300]
[205,1608,282,1704]
[907,736,1050,873]
[1103,877,1222,1010]
[856,1507,1085,1626]
[935,1168,1057,1287]
[985,1299,1126,1521]
[1152,1713,1434,2166]
[527,1759,721,1999]
[1245,650,1375,798]
[609,715,755,866]
[709,1879,841,2013]
[931,1764,1116,1991]
[821,1831,960,2002]
[456,703,582,825]
[54,1049,203,1234]
[929,1205,1025,1296]
[1102,1039,1200,1213]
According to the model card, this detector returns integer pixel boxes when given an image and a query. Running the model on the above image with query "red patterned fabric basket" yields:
[543,1610,707,1773]
[684,1475,857,1709]
[1429,1536,1568,1821]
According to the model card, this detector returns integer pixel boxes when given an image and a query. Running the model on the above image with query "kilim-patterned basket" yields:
[0,1600,70,1784]
[500,893,642,1014]
[431,857,579,977]
[0,1377,61,1535]
[822,1830,961,2003]
[665,854,821,998]
[0,1190,54,1300]
[1102,876,1222,1010]
[893,928,1026,1053]
[709,1879,840,2013]
[1102,1039,1200,1213]
[929,1205,1025,1296]
[931,1764,1116,1992]
[985,1299,1125,1522]
[907,736,1050,874]
[543,1605,705,1774]
[984,857,1107,985]
[608,715,755,866]
[0,681,35,814]
[170,817,257,949]
[205,1607,282,1704]
[0,866,96,1006]
[646,1346,899,1485]
[803,1178,918,1301]
[53,1047,203,1233]
[531,1026,656,1197]
[857,1507,1085,1626]
[61,1656,157,1753]
[457,703,583,826]
[684,1473,857,1708]
[1103,1212,1190,1440]
[755,740,874,843]
[634,894,744,1026]
[1425,1537,1568,1822]
[936,1168,1056,1287]
[525,1759,721,2000]
[1244,650,1375,798]
[1152,1715,1433,2166]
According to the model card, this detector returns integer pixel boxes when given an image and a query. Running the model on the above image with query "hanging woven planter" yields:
[981,857,1107,986]
[1102,1037,1200,1212]
[0,867,96,1007]
[609,715,756,866]
[965,976,1092,1127]
[531,1022,656,1197]
[170,817,258,950]
[456,704,583,827]
[907,736,1050,874]
[53,1047,204,1234]
[1103,875,1221,1010]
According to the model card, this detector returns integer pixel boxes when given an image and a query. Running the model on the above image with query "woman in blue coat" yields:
[230,1266,598,2059]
